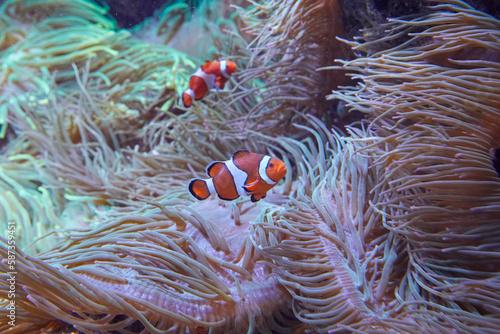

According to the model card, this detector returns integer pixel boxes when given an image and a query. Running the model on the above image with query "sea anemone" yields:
[1,0,500,333]
[0,200,297,333]
[224,0,349,135]
[327,0,500,331]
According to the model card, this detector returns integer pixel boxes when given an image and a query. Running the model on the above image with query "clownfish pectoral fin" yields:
[189,179,211,200]
[242,179,261,192]
[214,76,225,90]
[206,161,225,178]
[250,193,266,202]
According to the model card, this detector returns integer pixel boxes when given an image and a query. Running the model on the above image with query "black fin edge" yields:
[218,194,239,201]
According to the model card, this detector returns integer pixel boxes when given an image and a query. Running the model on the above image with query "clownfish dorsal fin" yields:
[243,179,261,192]
[201,60,212,71]
[206,161,225,178]
[232,149,250,161]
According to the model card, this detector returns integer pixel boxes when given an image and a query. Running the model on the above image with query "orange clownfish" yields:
[182,60,236,108]
[188,150,287,202]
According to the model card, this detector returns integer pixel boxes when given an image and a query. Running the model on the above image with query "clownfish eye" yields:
[269,163,274,167]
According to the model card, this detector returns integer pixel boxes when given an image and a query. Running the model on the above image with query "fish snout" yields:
[278,163,287,177]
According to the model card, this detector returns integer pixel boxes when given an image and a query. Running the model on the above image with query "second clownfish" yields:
[189,150,287,202]
[182,60,236,108]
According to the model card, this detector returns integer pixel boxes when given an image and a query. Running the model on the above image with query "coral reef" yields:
[0,0,499,333]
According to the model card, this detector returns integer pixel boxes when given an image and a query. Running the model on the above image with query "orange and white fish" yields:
[188,150,287,202]
[182,60,236,108]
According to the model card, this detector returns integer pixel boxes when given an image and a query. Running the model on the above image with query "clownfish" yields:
[182,60,236,108]
[188,150,287,202]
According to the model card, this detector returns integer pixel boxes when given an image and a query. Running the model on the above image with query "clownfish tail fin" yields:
[182,90,193,108]
[188,179,211,200]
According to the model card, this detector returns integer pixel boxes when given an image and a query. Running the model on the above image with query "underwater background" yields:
[0,0,500,333]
